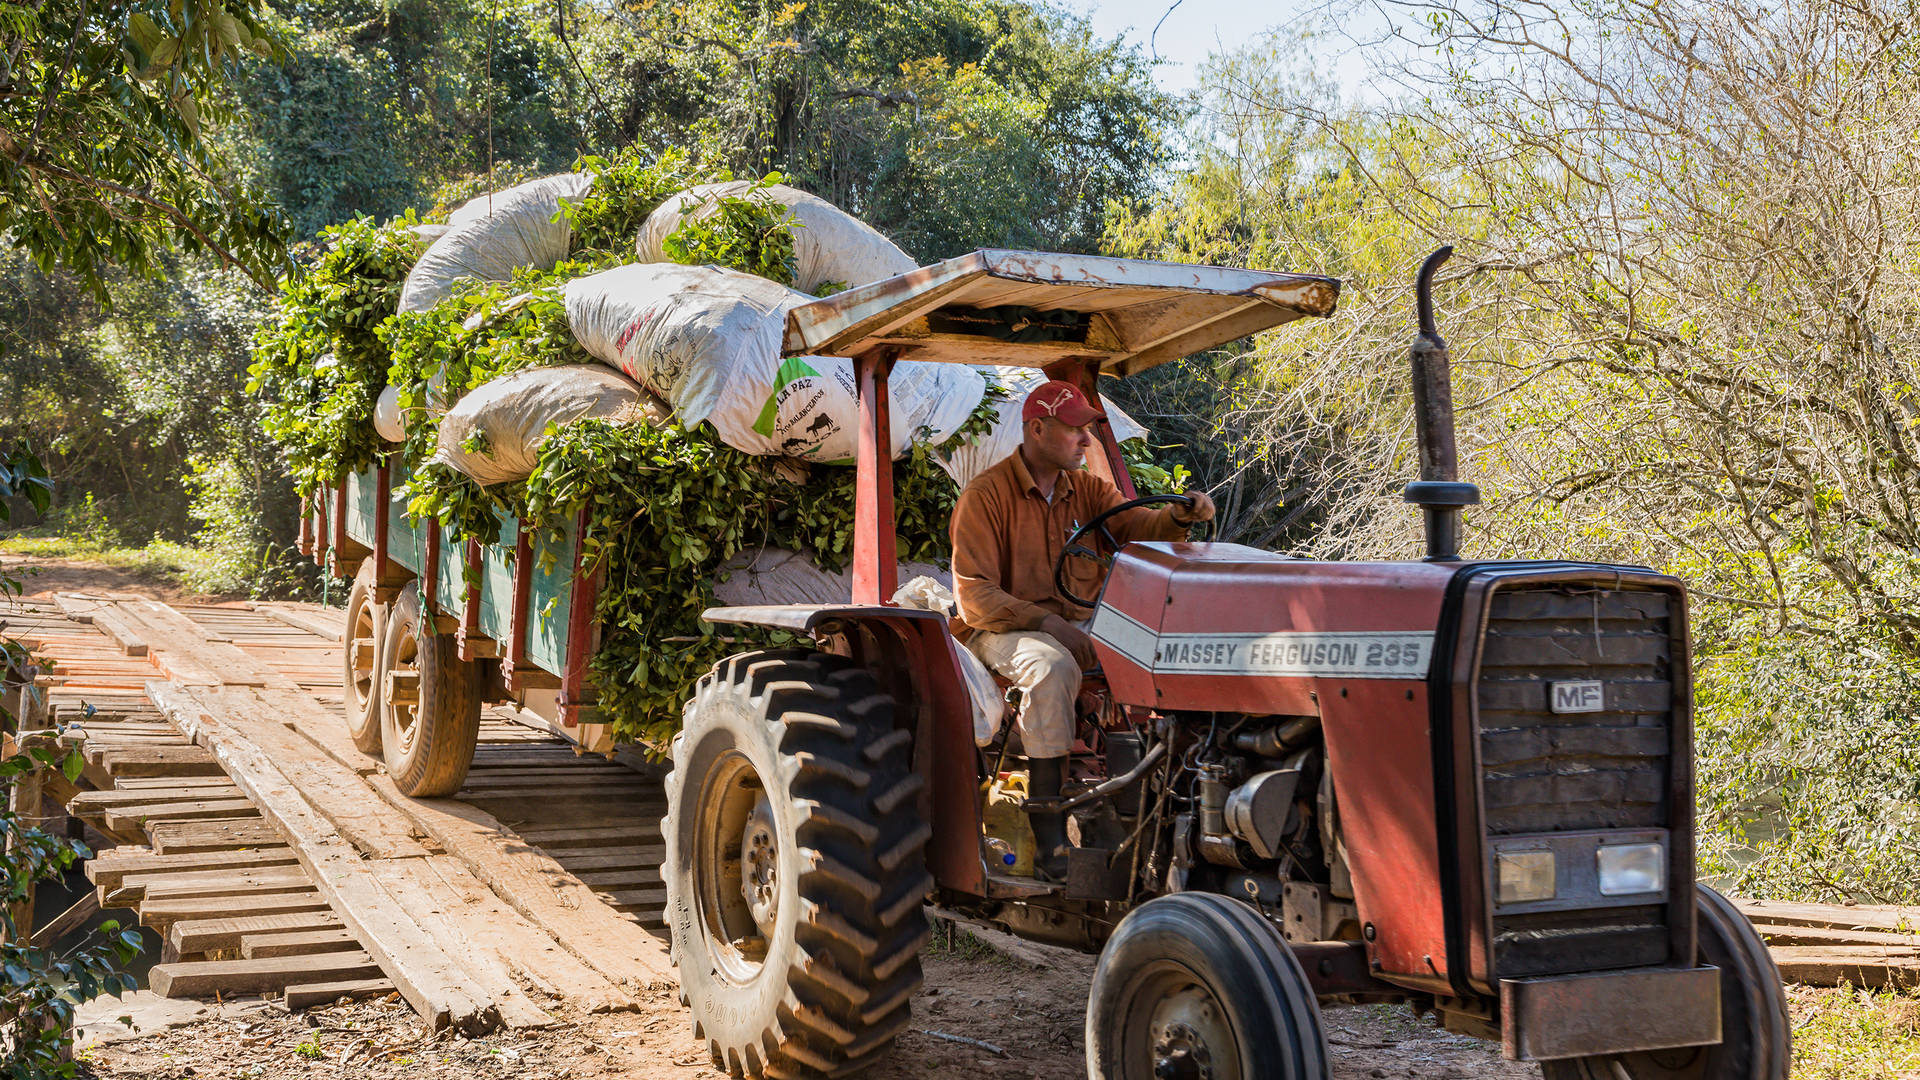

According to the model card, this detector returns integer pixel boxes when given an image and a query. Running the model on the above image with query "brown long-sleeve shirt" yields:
[950,450,1190,633]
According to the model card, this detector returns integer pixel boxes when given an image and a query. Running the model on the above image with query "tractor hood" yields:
[1090,543,1459,715]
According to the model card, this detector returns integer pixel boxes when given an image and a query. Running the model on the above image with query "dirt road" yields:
[77,934,1537,1080]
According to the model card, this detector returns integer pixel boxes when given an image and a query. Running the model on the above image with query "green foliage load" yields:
[522,421,967,745]
[566,148,719,259]
[249,145,1172,747]
[656,177,800,288]
[248,216,424,488]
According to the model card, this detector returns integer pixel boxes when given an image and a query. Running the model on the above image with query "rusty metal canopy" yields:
[783,249,1341,376]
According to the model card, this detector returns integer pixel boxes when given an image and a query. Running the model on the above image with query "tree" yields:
[1113,2,1920,902]
[0,0,289,293]
[571,0,1182,258]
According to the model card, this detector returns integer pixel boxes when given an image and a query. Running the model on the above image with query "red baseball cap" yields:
[1022,381,1105,427]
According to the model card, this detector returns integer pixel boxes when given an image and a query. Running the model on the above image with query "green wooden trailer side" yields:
[301,456,611,749]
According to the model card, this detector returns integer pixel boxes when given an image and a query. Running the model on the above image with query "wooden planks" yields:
[139,893,334,933]
[39,597,656,1025]
[87,848,299,892]
[171,911,346,954]
[284,979,396,1010]
[152,681,500,1034]
[368,776,674,990]
[253,603,346,642]
[150,952,384,997]
[242,928,362,959]
[1738,898,1920,989]
[109,865,317,906]
[92,745,227,778]
[147,818,287,854]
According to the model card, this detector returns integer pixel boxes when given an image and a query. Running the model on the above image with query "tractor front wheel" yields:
[1087,892,1330,1080]
[664,649,931,1079]
[342,559,385,755]
[1541,886,1789,1080]
[378,583,481,797]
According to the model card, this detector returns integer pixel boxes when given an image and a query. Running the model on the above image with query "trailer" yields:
[303,248,1338,793]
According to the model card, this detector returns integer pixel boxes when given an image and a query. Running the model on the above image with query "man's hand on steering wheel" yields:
[1053,492,1217,610]
[1169,491,1217,526]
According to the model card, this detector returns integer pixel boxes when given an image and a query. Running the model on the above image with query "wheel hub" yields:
[1152,1020,1214,1080]
[390,635,420,752]
[740,796,779,936]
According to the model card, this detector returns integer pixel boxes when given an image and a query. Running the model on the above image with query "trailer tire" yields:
[378,583,481,797]
[1087,892,1330,1080]
[665,649,931,1079]
[1540,885,1789,1080]
[342,560,385,755]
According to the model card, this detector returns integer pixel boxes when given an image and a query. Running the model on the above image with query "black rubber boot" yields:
[1027,755,1071,884]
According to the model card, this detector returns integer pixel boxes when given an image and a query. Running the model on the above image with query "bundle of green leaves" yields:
[380,257,611,544]
[248,215,425,488]
[253,145,1176,747]
[566,147,726,259]
[522,418,977,745]
[657,174,800,288]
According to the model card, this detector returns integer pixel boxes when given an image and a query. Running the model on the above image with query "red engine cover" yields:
[1090,543,1461,988]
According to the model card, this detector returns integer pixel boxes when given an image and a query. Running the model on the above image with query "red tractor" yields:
[663,248,1789,1079]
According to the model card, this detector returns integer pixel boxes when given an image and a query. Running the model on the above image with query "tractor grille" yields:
[1477,585,1677,978]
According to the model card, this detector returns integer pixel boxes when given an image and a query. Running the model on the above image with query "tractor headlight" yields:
[1597,842,1666,896]
[1496,850,1557,903]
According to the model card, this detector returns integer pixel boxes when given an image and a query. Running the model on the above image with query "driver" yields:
[950,380,1215,881]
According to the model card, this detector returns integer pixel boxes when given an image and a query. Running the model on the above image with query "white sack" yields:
[893,575,1004,746]
[637,181,917,294]
[373,384,406,443]
[400,173,595,314]
[937,370,1147,489]
[431,365,666,486]
[711,354,985,462]
[712,547,948,606]
[564,263,810,425]
[565,262,988,461]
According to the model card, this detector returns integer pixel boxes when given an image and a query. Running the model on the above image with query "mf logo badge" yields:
[1550,680,1605,714]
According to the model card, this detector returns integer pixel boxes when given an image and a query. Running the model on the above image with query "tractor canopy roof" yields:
[783,249,1340,377]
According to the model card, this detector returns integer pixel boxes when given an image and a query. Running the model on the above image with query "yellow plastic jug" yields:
[980,771,1037,877]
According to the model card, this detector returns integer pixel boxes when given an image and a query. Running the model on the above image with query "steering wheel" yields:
[1053,494,1216,609]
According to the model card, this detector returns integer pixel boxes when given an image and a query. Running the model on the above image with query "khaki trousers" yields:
[967,625,1084,759]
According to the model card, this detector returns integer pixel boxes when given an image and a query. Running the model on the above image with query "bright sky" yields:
[1068,0,1384,98]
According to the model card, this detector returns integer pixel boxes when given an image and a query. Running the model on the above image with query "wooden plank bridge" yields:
[3,593,671,1032]
[1,591,1916,1032]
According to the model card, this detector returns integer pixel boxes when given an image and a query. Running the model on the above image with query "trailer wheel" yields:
[1087,892,1330,1080]
[378,583,481,797]
[342,560,385,755]
[1541,886,1789,1080]
[665,649,931,1079]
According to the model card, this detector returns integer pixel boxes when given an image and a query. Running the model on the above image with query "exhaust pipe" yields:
[1403,246,1480,561]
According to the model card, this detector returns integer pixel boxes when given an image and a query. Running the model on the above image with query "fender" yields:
[704,604,988,897]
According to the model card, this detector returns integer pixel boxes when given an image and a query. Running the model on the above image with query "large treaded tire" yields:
[1087,892,1330,1080]
[1541,885,1790,1080]
[342,559,385,755]
[665,649,932,1079]
[378,583,481,797]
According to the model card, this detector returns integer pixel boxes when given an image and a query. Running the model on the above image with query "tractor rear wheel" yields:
[342,559,385,755]
[1086,892,1330,1080]
[378,583,481,797]
[664,649,932,1079]
[1540,886,1789,1080]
